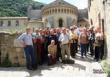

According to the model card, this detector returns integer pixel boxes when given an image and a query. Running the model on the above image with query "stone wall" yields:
[0,33,26,67]
[88,0,104,32]
[104,0,110,65]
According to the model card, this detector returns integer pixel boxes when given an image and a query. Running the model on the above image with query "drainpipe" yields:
[103,0,107,59]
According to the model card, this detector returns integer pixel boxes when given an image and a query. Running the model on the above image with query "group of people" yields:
[18,26,104,70]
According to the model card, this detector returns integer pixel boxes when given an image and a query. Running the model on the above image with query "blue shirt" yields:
[18,33,33,45]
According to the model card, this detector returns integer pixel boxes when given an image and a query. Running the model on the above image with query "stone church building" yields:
[0,0,89,32]
[28,0,88,28]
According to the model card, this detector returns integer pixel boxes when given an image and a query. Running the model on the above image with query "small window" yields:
[67,9,69,13]
[90,19,93,25]
[16,20,19,26]
[52,9,54,13]
[8,21,11,26]
[61,9,63,13]
[58,9,60,13]
[0,21,3,27]
[55,9,57,13]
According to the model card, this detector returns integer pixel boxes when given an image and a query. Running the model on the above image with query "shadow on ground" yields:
[0,52,96,77]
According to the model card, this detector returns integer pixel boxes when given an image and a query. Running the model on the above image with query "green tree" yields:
[0,0,44,16]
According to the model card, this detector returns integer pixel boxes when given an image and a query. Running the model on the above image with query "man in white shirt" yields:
[59,28,71,63]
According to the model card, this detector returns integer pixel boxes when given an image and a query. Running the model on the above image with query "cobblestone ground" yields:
[0,53,107,77]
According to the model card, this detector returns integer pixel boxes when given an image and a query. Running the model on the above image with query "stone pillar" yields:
[104,1,110,65]
[16,47,26,66]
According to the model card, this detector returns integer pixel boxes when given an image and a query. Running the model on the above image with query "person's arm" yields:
[48,45,51,55]
[78,34,81,45]
[17,33,26,47]
[58,34,62,46]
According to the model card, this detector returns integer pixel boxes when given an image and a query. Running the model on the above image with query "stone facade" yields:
[27,19,44,29]
[78,9,89,27]
[0,33,26,66]
[78,18,89,28]
[88,0,104,32]
[103,0,110,65]
[42,0,78,28]
[88,0,110,64]
[0,17,28,32]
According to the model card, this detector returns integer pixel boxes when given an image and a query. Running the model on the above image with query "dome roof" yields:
[42,0,77,10]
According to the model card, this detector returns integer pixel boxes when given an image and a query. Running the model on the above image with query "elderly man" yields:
[59,28,71,63]
[18,27,37,70]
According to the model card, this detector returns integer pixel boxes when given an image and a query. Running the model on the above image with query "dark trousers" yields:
[80,44,87,57]
[89,40,94,56]
[56,44,62,61]
[94,46,100,61]
[24,45,36,69]
[86,43,89,52]
[70,43,77,57]
[100,45,104,59]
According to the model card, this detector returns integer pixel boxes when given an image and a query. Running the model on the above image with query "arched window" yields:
[72,10,74,14]
[58,8,60,13]
[55,9,57,13]
[0,21,3,27]
[59,18,63,27]
[16,20,19,26]
[67,9,69,13]
[8,21,11,26]
[49,10,51,14]
[61,9,63,13]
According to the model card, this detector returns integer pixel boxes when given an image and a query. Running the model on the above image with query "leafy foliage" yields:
[0,53,12,67]
[0,0,44,16]
[101,60,110,77]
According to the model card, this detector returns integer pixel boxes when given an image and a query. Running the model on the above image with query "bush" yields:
[101,60,110,77]
[108,70,110,77]
[0,53,12,67]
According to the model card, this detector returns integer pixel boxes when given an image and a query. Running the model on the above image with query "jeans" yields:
[24,45,36,68]
[80,44,87,57]
[94,46,100,61]
[89,40,94,56]
[70,43,77,57]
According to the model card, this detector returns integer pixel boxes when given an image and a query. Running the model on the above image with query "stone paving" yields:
[0,53,107,77]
